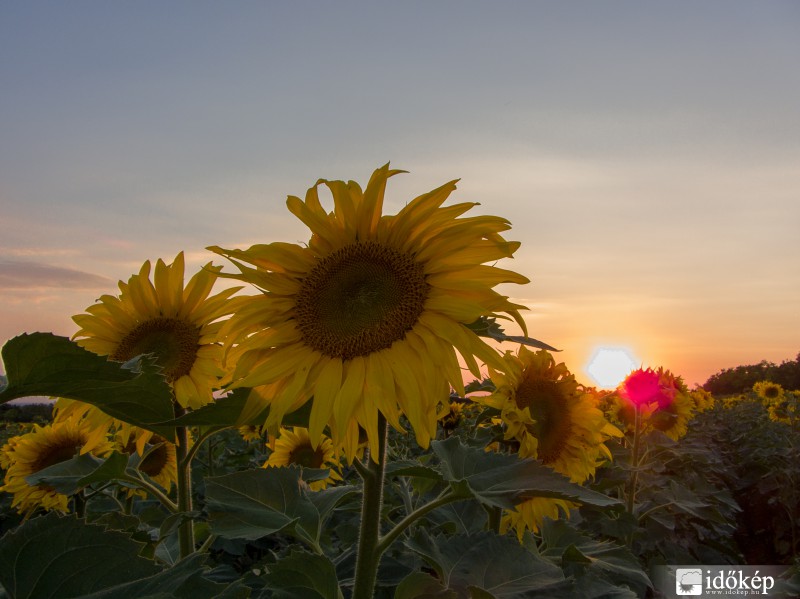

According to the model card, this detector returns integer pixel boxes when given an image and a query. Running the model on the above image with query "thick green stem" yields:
[377,489,463,554]
[119,473,178,512]
[625,407,643,548]
[352,415,388,599]
[626,407,642,515]
[175,424,195,559]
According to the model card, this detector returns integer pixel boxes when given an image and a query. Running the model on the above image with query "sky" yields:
[1,2,799,389]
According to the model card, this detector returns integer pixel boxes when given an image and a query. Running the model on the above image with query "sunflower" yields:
[480,347,619,539]
[765,390,798,425]
[238,424,266,443]
[117,428,178,493]
[753,380,784,403]
[72,252,241,411]
[0,417,115,514]
[210,165,528,460]
[616,367,693,441]
[689,387,715,413]
[264,427,342,491]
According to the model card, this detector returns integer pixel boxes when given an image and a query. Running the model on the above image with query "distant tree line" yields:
[703,352,800,395]
[0,403,53,424]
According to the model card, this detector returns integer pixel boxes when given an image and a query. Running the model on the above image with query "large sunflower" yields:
[72,252,241,410]
[481,347,618,539]
[210,165,529,458]
[264,427,342,491]
[0,418,114,514]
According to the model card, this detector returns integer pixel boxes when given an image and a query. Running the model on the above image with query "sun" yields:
[586,347,638,389]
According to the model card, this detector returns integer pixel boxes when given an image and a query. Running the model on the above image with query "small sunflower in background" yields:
[689,387,715,413]
[238,424,267,444]
[0,417,114,514]
[480,347,619,539]
[116,428,179,494]
[264,427,342,491]
[753,380,784,403]
[762,389,798,425]
[72,252,241,411]
[210,164,529,461]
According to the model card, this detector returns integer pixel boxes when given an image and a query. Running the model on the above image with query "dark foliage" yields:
[703,352,800,394]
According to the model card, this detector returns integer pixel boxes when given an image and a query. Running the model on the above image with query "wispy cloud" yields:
[0,260,113,290]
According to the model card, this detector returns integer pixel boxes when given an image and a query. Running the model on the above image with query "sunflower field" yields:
[0,166,799,598]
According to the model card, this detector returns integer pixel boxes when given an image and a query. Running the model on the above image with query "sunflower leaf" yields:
[77,554,250,599]
[260,549,340,599]
[465,316,559,352]
[0,512,162,599]
[156,387,312,429]
[24,451,130,495]
[405,530,565,598]
[205,466,326,549]
[0,333,176,436]
[432,437,620,509]
[539,518,651,595]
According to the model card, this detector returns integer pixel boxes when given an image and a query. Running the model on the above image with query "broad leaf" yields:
[0,333,175,436]
[260,550,339,599]
[539,518,651,595]
[0,512,161,599]
[394,572,458,599]
[78,554,249,599]
[432,437,620,509]
[405,530,564,598]
[157,387,312,429]
[205,466,343,549]
[24,451,150,496]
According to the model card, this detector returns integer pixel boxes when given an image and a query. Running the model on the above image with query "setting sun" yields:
[586,347,638,389]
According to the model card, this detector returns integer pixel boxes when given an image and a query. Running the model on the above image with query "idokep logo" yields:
[675,568,703,595]
[654,565,785,598]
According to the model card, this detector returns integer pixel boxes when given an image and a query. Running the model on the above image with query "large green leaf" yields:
[0,333,175,436]
[77,554,250,599]
[158,387,312,428]
[539,518,651,595]
[205,467,353,549]
[205,468,306,540]
[25,451,128,495]
[394,572,458,599]
[432,437,620,509]
[405,530,565,598]
[0,512,162,599]
[259,550,339,599]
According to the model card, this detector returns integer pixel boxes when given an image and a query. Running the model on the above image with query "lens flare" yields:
[586,347,638,389]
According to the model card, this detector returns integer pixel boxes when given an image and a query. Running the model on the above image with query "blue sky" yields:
[2,2,799,386]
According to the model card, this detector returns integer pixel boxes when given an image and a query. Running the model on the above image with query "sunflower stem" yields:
[626,406,642,545]
[377,489,463,554]
[352,414,388,599]
[119,473,178,512]
[175,423,195,559]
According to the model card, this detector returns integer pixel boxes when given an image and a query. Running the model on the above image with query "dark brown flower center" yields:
[515,375,572,464]
[288,443,326,468]
[110,317,201,382]
[32,437,85,473]
[139,437,169,477]
[294,241,429,361]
